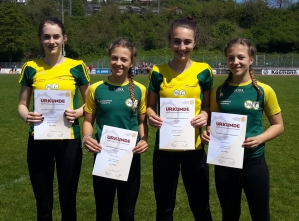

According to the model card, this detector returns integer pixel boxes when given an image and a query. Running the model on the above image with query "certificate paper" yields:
[92,125,138,181]
[159,98,195,150]
[207,112,247,169]
[34,90,71,140]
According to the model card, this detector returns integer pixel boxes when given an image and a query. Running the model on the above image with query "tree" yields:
[0,3,32,61]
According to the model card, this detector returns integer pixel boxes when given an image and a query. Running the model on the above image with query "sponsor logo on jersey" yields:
[98,100,112,104]
[162,84,174,88]
[125,98,138,108]
[45,84,59,90]
[234,89,244,93]
[34,78,46,83]
[244,100,260,110]
[173,89,186,96]
[219,100,231,105]
[114,88,124,92]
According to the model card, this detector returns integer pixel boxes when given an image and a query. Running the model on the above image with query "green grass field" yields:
[0,74,298,221]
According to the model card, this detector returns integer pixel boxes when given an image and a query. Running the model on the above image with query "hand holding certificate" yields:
[207,112,247,169]
[34,90,72,140]
[159,98,195,150]
[92,125,138,181]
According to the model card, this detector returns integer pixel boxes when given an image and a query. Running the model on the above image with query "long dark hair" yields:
[168,16,200,44]
[38,17,65,37]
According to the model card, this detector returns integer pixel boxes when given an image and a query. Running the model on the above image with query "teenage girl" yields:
[82,37,148,221]
[202,38,284,221]
[147,16,213,221]
[18,17,90,221]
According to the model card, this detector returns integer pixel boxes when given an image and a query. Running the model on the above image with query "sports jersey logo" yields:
[162,84,174,88]
[234,89,244,93]
[219,100,231,105]
[45,84,59,90]
[173,90,186,96]
[252,101,260,110]
[244,100,260,110]
[244,100,253,109]
[98,100,112,104]
[114,88,124,92]
[125,99,138,108]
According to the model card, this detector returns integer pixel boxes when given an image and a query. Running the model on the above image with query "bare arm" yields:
[133,114,148,154]
[64,83,90,123]
[191,90,211,128]
[243,113,284,149]
[18,85,43,124]
[146,91,163,128]
[82,112,102,153]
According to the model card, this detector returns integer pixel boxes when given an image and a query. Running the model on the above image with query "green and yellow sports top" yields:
[19,58,90,139]
[84,79,146,142]
[210,80,281,158]
[148,62,213,150]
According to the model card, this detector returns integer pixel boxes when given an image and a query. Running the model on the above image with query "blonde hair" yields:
[219,38,262,99]
[108,37,137,112]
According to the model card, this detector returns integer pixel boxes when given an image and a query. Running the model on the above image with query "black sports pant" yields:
[93,154,140,221]
[215,154,270,221]
[27,136,82,221]
[153,149,212,221]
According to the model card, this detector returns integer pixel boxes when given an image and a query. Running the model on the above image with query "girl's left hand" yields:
[64,109,77,124]
[243,137,261,149]
[190,113,207,128]
[133,140,148,154]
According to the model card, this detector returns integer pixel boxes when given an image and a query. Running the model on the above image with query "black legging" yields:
[215,154,270,221]
[27,136,82,221]
[93,154,141,221]
[153,149,213,221]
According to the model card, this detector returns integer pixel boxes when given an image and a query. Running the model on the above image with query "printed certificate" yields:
[92,125,138,181]
[207,112,247,169]
[34,90,71,140]
[159,98,195,150]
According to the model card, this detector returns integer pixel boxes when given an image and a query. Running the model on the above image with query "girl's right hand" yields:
[25,112,43,125]
[148,114,163,129]
[83,136,102,153]
[201,130,210,145]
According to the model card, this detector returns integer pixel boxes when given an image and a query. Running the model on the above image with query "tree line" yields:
[0,0,299,62]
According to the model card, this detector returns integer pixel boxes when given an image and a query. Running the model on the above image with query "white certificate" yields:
[34,90,71,140]
[207,112,247,169]
[92,125,138,181]
[159,98,195,150]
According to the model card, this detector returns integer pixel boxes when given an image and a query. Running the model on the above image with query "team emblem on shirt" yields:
[244,100,260,110]
[45,84,59,90]
[125,98,138,108]
[173,89,186,96]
